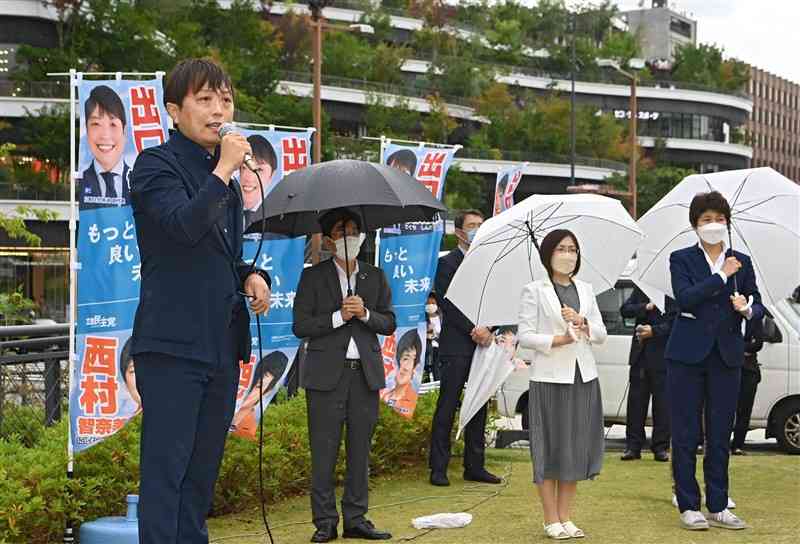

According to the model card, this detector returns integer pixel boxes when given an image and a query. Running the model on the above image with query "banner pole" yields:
[374,135,388,267]
[64,68,77,544]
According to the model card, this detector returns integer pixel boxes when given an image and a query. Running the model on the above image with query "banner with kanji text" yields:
[493,164,524,216]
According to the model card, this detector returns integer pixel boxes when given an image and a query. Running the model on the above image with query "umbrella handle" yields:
[727,224,739,293]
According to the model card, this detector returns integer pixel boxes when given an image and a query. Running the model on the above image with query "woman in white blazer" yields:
[517,229,608,540]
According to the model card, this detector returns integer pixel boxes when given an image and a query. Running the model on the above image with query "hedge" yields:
[0,390,441,543]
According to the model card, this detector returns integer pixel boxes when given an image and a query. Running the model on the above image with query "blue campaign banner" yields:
[379,143,457,419]
[493,164,524,216]
[72,78,169,452]
[231,127,313,440]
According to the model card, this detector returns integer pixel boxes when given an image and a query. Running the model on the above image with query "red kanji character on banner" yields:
[416,152,448,198]
[77,417,95,436]
[82,336,118,376]
[112,418,126,431]
[282,138,309,173]
[130,86,162,125]
[95,418,113,436]
[237,355,256,400]
[382,334,397,376]
[98,377,119,415]
[79,374,119,415]
[132,127,166,153]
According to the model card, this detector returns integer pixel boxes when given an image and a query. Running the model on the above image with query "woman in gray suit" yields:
[518,229,607,540]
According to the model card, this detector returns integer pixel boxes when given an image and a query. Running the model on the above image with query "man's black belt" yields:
[345,358,361,369]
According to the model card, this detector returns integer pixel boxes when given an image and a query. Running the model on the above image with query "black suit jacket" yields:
[130,130,268,365]
[620,287,678,371]
[79,161,131,209]
[293,259,396,392]
[437,249,478,358]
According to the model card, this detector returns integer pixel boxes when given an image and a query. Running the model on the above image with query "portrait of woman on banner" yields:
[381,328,424,418]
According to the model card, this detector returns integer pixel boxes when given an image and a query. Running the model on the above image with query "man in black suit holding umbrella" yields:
[293,208,396,542]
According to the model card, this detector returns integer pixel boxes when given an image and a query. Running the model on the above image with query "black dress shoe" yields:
[430,471,450,486]
[463,469,502,484]
[620,450,641,461]
[653,450,670,462]
[342,520,391,540]
[311,524,338,543]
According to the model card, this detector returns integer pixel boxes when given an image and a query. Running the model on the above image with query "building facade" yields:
[747,66,800,182]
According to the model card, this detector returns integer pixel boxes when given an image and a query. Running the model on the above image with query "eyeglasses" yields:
[555,246,579,254]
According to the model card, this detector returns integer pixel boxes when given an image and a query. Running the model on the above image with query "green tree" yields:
[421,93,457,143]
[671,43,750,92]
[608,165,695,216]
[443,164,485,212]
[365,94,421,139]
[18,105,71,184]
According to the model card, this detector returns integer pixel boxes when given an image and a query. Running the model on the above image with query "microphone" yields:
[218,122,259,172]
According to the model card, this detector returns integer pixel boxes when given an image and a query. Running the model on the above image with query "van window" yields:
[596,283,636,336]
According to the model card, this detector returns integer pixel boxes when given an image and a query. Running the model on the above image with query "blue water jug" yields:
[79,494,139,543]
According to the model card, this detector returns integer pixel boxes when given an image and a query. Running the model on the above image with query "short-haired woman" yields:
[517,229,607,540]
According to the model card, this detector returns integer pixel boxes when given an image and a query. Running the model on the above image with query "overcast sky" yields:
[603,0,800,84]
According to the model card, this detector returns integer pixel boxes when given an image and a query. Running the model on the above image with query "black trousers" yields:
[136,345,238,544]
[731,367,760,449]
[429,355,487,475]
[625,365,671,453]
[306,364,378,531]
[424,341,440,382]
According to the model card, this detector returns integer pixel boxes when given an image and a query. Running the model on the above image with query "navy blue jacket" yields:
[129,130,268,364]
[437,249,478,358]
[665,245,763,368]
[620,287,678,370]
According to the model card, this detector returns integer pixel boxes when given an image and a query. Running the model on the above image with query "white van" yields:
[496,278,800,454]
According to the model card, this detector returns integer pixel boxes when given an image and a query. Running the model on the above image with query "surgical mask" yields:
[552,253,578,275]
[459,228,478,247]
[696,222,727,245]
[425,304,438,315]
[333,233,366,261]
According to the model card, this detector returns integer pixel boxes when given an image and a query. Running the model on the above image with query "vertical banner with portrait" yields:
[378,142,458,418]
[71,77,169,452]
[493,164,525,216]
[231,127,313,441]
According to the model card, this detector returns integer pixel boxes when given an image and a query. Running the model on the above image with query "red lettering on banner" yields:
[282,138,309,173]
[79,374,119,416]
[82,336,118,376]
[381,334,397,376]
[129,86,166,152]
[416,152,448,199]
[95,418,113,436]
[237,355,256,400]
[77,417,95,436]
[112,418,126,431]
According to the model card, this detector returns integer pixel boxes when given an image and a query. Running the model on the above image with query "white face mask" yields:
[696,222,727,245]
[425,304,438,315]
[552,253,578,275]
[332,233,366,261]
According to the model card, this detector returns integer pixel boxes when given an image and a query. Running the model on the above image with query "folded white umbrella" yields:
[633,167,800,311]
[457,340,517,439]
[447,193,644,327]
[412,513,473,529]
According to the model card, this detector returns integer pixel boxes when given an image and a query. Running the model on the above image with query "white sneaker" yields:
[562,521,585,538]
[728,497,737,509]
[707,509,747,530]
[543,522,570,540]
[680,510,709,531]
[671,494,678,508]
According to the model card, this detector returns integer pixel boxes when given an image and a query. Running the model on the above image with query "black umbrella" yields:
[244,159,447,236]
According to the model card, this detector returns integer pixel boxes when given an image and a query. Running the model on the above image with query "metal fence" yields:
[0,324,69,444]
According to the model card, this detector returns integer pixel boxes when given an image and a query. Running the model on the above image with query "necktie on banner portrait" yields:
[232,128,313,441]
[378,143,458,419]
[493,164,525,216]
[71,78,169,452]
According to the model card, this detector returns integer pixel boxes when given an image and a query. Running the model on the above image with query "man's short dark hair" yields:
[396,329,422,369]
[454,209,484,230]
[85,85,126,127]
[689,191,731,228]
[497,174,509,195]
[247,135,277,171]
[386,149,417,175]
[539,229,581,278]
[319,208,363,238]
[247,351,289,397]
[164,58,234,108]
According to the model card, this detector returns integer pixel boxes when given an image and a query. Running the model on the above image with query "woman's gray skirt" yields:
[528,365,604,484]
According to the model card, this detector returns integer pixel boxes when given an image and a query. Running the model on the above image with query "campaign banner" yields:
[71,78,169,452]
[379,323,427,419]
[378,143,457,418]
[233,128,313,440]
[493,164,524,216]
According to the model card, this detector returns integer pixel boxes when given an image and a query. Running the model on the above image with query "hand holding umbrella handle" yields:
[732,292,754,314]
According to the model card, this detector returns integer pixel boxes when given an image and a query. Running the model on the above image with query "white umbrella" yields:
[447,193,644,327]
[457,340,517,439]
[633,167,800,311]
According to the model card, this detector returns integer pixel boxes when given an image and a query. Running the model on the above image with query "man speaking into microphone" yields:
[129,58,271,543]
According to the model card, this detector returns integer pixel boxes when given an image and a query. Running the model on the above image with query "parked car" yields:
[497,274,800,454]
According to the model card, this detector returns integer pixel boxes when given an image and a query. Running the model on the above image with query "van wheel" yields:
[774,400,800,454]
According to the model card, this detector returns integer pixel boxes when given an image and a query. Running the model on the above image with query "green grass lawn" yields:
[208,448,800,544]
